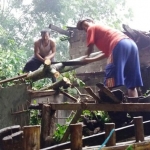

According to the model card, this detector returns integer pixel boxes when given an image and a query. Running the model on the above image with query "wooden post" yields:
[41,104,56,148]
[134,116,144,142]
[23,125,40,150]
[70,123,82,150]
[105,123,116,147]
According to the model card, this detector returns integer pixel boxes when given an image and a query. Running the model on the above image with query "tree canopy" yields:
[0,0,133,82]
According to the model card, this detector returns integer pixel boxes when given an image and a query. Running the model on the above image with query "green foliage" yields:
[29,100,41,125]
[126,145,133,150]
[53,124,68,143]
[81,110,110,123]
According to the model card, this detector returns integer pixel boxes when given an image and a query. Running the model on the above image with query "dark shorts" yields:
[23,56,55,72]
[104,39,143,89]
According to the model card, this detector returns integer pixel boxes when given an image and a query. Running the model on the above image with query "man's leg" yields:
[23,57,42,73]
[128,88,138,97]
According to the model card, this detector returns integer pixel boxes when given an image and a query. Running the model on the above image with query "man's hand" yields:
[82,57,95,63]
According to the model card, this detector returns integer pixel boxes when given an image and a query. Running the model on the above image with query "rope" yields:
[98,129,115,150]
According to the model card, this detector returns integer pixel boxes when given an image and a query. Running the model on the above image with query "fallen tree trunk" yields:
[0,52,104,83]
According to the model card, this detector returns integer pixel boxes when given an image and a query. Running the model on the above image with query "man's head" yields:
[76,18,94,31]
[41,29,50,40]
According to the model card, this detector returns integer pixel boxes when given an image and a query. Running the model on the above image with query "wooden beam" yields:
[59,90,78,102]
[50,103,150,112]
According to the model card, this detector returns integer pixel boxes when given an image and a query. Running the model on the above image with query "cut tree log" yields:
[0,51,104,84]
[39,77,71,91]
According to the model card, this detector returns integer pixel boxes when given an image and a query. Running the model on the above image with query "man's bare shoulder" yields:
[34,39,41,46]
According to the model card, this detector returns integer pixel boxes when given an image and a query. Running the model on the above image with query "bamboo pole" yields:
[70,124,82,150]
[134,116,144,142]
[23,125,40,150]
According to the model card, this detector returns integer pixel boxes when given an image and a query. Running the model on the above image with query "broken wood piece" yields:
[39,77,71,91]
[84,86,102,103]
[96,83,120,103]
[60,109,83,143]
[59,89,78,102]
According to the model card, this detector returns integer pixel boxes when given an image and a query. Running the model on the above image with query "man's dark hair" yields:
[76,18,94,30]
[40,29,50,36]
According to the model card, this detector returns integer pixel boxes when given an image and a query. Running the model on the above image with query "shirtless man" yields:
[23,29,56,72]
[23,29,56,82]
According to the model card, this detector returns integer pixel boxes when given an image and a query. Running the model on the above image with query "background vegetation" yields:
[0,0,133,85]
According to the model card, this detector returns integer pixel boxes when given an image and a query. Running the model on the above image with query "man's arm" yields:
[34,41,44,62]
[44,40,56,60]
[85,44,94,57]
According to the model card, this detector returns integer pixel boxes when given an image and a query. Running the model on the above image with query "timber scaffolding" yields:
[1,82,150,149]
[1,52,150,149]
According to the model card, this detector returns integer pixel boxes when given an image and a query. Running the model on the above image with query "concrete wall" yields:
[0,84,72,129]
[69,29,107,74]
[0,84,30,129]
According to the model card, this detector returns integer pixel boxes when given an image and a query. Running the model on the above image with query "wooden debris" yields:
[84,86,101,103]
[96,83,120,103]
[59,89,78,102]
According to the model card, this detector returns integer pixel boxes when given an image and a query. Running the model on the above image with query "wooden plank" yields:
[60,90,78,102]
[28,90,56,99]
[84,87,101,103]
[50,103,150,112]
